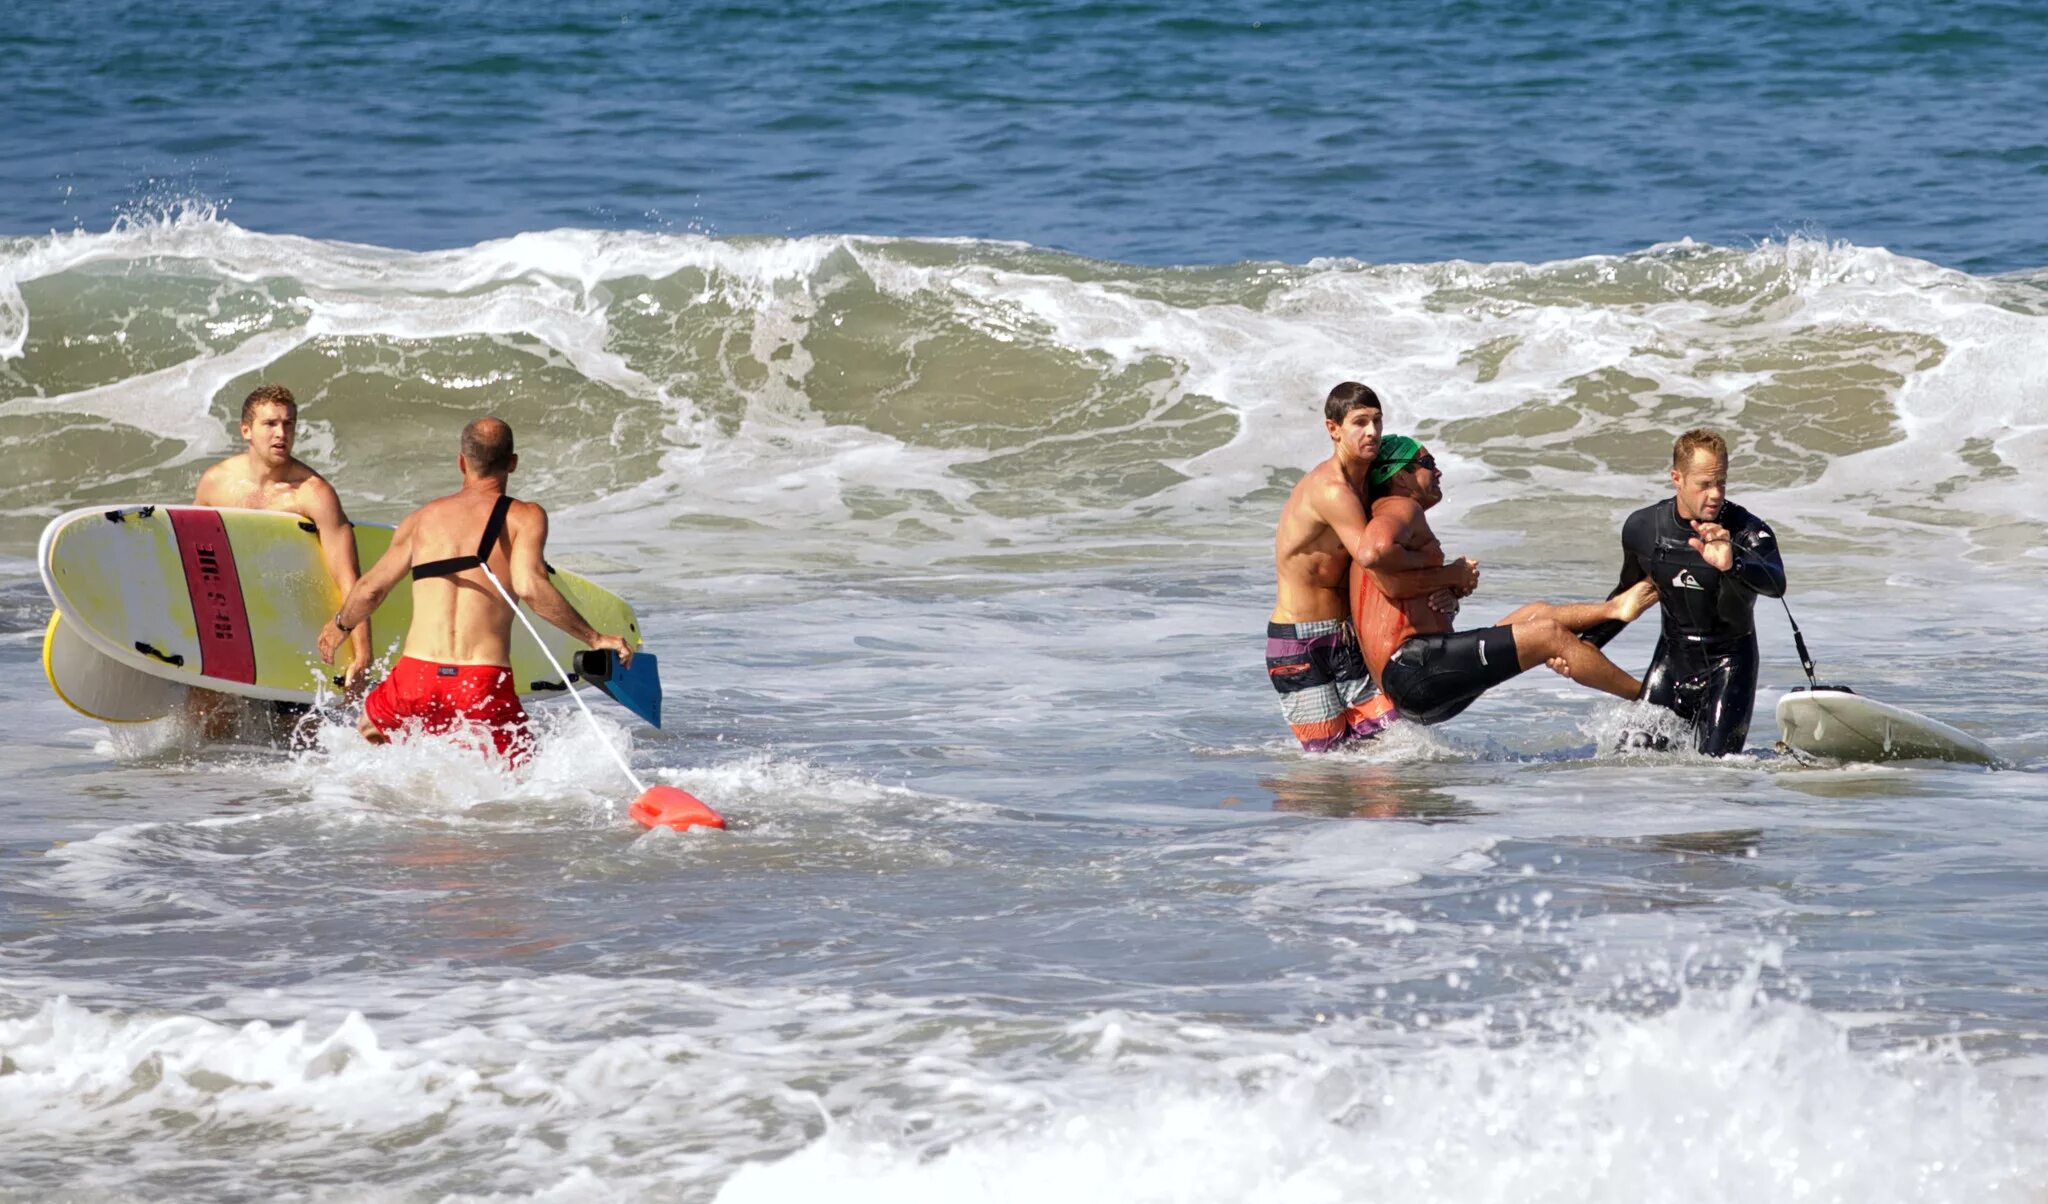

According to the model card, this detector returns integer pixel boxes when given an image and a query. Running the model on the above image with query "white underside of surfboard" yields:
[1775,688,2000,766]
[42,613,187,723]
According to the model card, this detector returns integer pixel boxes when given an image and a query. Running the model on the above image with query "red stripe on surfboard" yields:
[168,508,257,684]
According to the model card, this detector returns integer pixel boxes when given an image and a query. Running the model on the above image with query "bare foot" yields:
[1613,579,1659,623]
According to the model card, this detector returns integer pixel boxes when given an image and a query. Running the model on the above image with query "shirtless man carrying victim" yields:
[192,384,371,736]
[1353,436,1659,726]
[317,417,633,763]
[1266,383,1456,751]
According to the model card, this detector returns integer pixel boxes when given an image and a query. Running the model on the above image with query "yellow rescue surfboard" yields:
[38,504,642,707]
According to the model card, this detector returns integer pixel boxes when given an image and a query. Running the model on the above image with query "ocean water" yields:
[8,0,2048,271]
[5,4,2048,1203]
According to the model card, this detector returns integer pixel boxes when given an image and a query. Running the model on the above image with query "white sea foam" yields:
[26,819,239,917]
[0,996,468,1135]
[270,703,635,823]
[1248,816,1505,892]
[6,216,2043,570]
[717,981,2046,1204]
[4,968,2038,1204]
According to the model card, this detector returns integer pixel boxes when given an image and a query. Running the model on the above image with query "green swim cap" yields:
[1369,434,1422,487]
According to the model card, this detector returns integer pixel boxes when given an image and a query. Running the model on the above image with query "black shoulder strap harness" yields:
[411,494,514,581]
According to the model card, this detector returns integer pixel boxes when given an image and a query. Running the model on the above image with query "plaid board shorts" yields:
[1266,618,1397,751]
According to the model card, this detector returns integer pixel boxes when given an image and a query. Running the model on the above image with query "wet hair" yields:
[241,384,296,425]
[1672,428,1729,470]
[1323,381,1382,424]
[461,416,516,476]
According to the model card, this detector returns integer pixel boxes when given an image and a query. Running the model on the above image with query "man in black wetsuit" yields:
[1580,428,1786,755]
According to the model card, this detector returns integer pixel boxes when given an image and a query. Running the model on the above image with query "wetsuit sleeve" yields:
[1581,515,1650,649]
[1724,514,1786,598]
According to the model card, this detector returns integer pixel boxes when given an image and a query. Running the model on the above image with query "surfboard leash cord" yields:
[1779,598,1825,692]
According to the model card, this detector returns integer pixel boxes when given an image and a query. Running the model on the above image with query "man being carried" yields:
[1267,382,1457,751]
[316,417,634,763]
[1353,436,1659,726]
[1578,429,1786,755]
[192,384,371,736]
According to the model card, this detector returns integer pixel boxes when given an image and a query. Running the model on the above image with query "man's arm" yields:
[193,463,222,506]
[300,480,373,688]
[506,504,633,666]
[1372,560,1482,600]
[1361,500,1479,600]
[1316,478,1436,572]
[1698,513,1786,598]
[319,513,415,665]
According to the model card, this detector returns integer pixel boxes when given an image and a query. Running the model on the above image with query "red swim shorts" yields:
[362,656,532,762]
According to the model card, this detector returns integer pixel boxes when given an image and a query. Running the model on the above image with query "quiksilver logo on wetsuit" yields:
[1671,570,1704,590]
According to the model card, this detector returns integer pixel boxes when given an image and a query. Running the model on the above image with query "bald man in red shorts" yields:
[317,417,634,762]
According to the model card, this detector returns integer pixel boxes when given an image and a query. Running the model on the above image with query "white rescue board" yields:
[1776,688,1999,766]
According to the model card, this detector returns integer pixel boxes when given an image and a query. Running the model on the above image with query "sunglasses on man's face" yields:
[1408,454,1438,473]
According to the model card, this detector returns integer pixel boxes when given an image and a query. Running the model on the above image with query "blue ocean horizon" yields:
[7,0,2046,271]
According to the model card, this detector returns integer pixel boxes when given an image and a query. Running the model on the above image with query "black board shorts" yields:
[1381,626,1522,726]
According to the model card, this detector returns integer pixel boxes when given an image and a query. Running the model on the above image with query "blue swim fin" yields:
[574,649,663,729]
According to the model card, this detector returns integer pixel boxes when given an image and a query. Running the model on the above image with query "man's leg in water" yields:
[1495,580,1659,702]
[1696,652,1759,756]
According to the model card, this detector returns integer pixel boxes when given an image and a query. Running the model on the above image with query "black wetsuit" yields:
[1584,498,1784,755]
[1380,625,1523,727]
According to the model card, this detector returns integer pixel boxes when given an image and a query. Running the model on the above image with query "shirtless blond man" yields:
[1266,383,1452,751]
[317,417,633,763]
[1352,436,1657,726]
[190,385,371,736]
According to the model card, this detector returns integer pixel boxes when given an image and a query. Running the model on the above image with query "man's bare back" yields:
[319,417,631,759]
[387,487,541,667]
[1353,494,1461,670]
